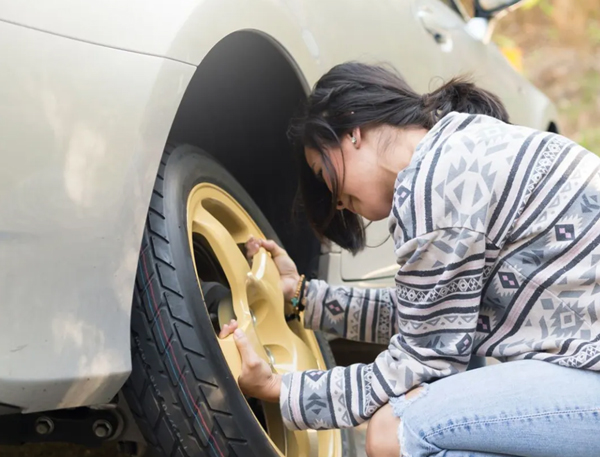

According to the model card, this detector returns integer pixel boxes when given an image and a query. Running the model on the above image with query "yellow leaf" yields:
[500,46,523,73]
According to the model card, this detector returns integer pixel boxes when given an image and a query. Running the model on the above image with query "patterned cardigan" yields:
[280,112,600,430]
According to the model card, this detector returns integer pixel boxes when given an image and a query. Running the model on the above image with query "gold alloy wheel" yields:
[187,182,342,457]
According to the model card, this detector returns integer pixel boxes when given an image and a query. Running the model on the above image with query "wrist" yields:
[301,280,309,306]
[290,275,307,312]
[266,374,282,403]
[281,275,297,302]
[286,274,303,302]
[292,274,302,298]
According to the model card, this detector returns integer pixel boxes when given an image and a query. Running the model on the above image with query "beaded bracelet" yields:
[291,275,306,311]
[286,275,307,321]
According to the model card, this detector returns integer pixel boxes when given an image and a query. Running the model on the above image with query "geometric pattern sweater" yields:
[280,111,600,430]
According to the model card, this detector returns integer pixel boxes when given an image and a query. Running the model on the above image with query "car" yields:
[0,0,559,456]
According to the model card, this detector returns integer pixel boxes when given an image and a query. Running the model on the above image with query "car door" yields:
[339,0,530,282]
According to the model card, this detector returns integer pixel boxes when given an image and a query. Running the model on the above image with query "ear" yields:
[350,127,362,149]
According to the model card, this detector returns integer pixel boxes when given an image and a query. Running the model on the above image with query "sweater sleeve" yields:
[302,280,399,344]
[280,228,486,430]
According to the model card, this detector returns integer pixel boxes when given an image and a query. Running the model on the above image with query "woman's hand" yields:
[246,236,301,302]
[219,320,282,402]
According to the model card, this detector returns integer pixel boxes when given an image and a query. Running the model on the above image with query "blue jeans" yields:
[388,360,600,457]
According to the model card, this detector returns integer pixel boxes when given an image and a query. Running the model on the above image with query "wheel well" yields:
[168,31,320,273]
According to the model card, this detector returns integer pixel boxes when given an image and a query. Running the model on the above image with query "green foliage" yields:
[521,0,553,15]
[588,20,600,46]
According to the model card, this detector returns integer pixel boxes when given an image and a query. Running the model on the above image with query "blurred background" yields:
[1,0,599,456]
[495,0,600,152]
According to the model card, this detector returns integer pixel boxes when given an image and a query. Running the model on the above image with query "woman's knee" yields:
[366,403,401,457]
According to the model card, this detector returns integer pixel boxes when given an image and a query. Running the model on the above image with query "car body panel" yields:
[0,0,557,411]
[0,20,194,412]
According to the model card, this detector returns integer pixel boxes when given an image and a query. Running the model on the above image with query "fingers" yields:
[246,236,287,260]
[218,319,238,339]
[233,328,262,369]
[245,236,261,260]
[255,238,288,259]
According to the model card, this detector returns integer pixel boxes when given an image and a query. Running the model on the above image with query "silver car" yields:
[0,0,558,455]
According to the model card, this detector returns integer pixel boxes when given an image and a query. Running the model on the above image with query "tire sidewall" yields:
[161,145,280,456]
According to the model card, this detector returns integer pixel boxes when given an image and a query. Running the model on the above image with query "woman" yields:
[220,62,600,457]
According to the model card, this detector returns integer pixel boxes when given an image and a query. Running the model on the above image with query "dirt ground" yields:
[2,1,598,457]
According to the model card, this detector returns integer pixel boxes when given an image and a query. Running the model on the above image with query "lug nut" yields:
[35,416,54,435]
[92,419,113,439]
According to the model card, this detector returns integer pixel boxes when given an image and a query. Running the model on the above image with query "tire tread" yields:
[124,149,241,457]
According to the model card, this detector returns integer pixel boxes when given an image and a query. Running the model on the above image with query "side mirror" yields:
[466,0,523,43]
[474,0,524,18]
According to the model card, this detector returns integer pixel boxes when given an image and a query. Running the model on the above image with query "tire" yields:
[123,144,355,457]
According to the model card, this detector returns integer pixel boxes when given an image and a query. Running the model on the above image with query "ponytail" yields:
[422,77,509,124]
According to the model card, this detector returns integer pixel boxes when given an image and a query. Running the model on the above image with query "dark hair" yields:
[288,62,509,254]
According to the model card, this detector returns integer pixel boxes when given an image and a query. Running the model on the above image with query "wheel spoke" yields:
[263,403,320,457]
[217,321,272,383]
[191,206,254,330]
[316,430,339,456]
[286,429,319,457]
[256,319,319,374]
[287,320,329,371]
[217,335,243,381]
[247,248,285,312]
[246,248,319,373]
[191,208,250,291]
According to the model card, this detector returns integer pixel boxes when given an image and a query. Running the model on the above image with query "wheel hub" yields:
[200,281,236,332]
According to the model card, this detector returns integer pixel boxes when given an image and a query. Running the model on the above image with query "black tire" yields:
[123,144,355,457]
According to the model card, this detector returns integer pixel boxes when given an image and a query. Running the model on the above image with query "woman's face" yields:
[304,127,397,222]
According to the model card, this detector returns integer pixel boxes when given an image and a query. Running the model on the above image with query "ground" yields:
[2,1,598,456]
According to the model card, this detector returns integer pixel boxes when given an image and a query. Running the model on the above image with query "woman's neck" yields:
[381,126,429,178]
